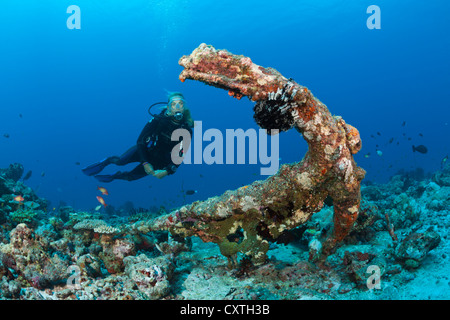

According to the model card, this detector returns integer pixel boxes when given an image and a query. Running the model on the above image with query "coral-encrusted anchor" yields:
[130,44,365,266]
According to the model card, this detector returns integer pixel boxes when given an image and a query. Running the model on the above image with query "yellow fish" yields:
[14,195,24,202]
[97,186,109,195]
[96,196,107,207]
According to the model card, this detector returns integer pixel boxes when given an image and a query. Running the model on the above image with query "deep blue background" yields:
[1,0,449,211]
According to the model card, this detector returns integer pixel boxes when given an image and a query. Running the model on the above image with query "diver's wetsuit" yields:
[82,111,193,182]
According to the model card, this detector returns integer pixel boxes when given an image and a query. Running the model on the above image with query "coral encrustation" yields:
[130,44,366,266]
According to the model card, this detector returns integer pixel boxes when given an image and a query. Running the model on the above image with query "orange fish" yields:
[96,196,107,207]
[14,195,24,202]
[97,186,109,196]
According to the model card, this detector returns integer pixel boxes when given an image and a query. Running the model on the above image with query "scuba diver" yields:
[82,92,194,182]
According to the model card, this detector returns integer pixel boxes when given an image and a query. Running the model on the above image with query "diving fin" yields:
[94,174,116,183]
[82,158,110,176]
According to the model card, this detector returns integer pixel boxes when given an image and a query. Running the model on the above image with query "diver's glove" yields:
[166,164,178,175]
[154,170,168,179]
[143,162,155,175]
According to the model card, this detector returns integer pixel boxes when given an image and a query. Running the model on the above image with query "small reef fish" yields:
[441,155,448,169]
[97,186,109,195]
[376,150,383,156]
[75,162,81,165]
[3,133,10,138]
[402,121,406,127]
[22,170,32,181]
[13,195,24,202]
[364,153,370,158]
[185,190,197,195]
[389,138,394,144]
[95,205,102,211]
[412,145,428,154]
[96,196,107,207]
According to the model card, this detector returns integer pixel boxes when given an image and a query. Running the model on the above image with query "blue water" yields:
[1,0,449,211]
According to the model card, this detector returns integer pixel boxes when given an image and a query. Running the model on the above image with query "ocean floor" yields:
[0,162,449,300]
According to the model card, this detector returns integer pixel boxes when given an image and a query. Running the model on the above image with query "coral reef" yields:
[0,163,48,228]
[123,254,174,299]
[394,228,441,269]
[130,44,366,267]
[0,223,70,290]
[0,161,449,299]
[0,71,443,299]
[432,163,450,186]
[9,208,38,224]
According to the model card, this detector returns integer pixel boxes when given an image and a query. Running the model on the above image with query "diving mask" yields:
[167,97,185,121]
[170,98,184,110]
